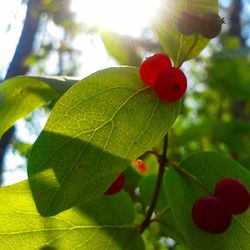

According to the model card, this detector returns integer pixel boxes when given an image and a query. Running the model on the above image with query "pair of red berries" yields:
[192,177,250,234]
[178,11,224,39]
[140,54,187,102]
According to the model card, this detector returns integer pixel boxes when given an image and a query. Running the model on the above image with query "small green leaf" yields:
[28,67,181,216]
[0,181,144,250]
[101,31,141,66]
[153,1,218,66]
[165,151,250,250]
[0,76,78,138]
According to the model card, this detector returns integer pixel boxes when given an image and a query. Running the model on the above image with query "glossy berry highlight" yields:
[214,177,250,214]
[140,53,172,86]
[200,12,223,39]
[154,67,187,102]
[177,11,201,36]
[192,196,232,234]
[104,172,125,195]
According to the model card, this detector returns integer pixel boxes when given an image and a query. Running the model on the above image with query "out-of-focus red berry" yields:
[134,159,147,174]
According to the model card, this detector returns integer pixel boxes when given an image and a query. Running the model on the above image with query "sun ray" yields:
[71,0,161,37]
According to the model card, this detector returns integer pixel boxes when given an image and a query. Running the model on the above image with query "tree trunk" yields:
[228,0,246,120]
[0,0,42,185]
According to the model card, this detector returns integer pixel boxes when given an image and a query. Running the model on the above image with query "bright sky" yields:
[71,0,160,37]
[0,0,26,79]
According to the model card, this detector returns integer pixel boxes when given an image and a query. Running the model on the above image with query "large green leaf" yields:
[28,67,181,216]
[0,76,78,138]
[153,0,218,66]
[241,157,250,171]
[0,181,144,250]
[165,151,250,250]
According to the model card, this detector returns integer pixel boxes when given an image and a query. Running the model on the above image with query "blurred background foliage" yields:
[0,0,250,249]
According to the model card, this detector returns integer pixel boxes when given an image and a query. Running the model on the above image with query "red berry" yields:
[177,11,202,36]
[134,159,147,174]
[104,172,125,195]
[154,67,187,102]
[140,53,172,86]
[192,196,232,234]
[214,177,250,214]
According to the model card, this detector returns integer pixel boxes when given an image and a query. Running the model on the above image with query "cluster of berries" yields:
[104,160,147,195]
[140,53,187,102]
[177,11,224,39]
[192,177,250,234]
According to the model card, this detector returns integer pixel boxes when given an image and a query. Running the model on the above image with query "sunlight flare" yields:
[71,0,161,37]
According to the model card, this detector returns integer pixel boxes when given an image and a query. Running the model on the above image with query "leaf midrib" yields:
[0,224,134,236]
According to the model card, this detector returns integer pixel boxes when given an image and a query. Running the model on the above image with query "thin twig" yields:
[143,149,160,159]
[138,134,169,233]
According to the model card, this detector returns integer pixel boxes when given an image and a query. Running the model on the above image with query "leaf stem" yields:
[170,161,213,194]
[138,134,169,233]
[178,34,199,68]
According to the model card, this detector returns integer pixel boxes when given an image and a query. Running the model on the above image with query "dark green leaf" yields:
[165,151,250,250]
[124,167,142,195]
[175,244,191,250]
[241,157,250,171]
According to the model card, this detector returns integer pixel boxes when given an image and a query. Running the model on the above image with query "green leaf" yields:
[0,76,78,138]
[139,175,185,243]
[153,1,218,66]
[0,181,144,250]
[101,31,141,66]
[165,151,250,250]
[140,175,167,210]
[124,167,142,195]
[175,244,191,250]
[241,157,250,171]
[27,67,181,216]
